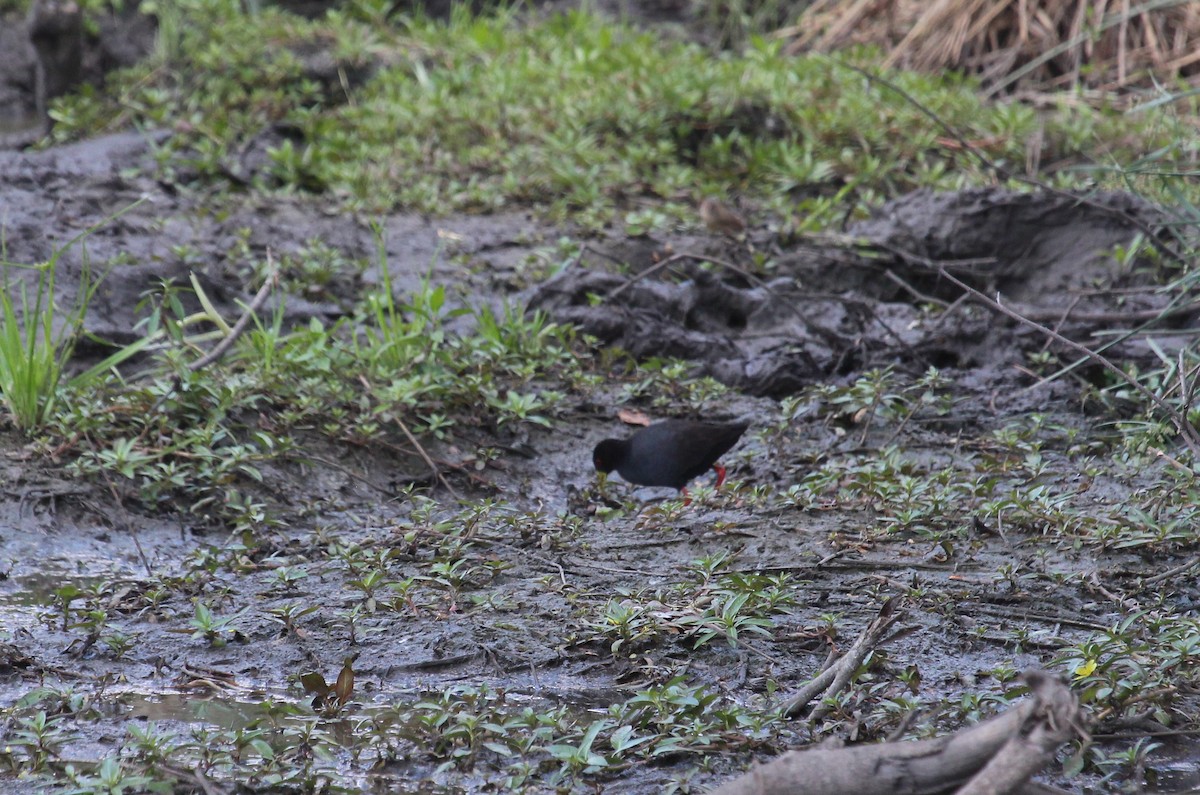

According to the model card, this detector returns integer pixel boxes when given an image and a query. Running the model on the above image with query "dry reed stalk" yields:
[778,0,1200,98]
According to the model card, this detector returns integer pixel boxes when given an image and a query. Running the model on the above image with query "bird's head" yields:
[592,439,620,474]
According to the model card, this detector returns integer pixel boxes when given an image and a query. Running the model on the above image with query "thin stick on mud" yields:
[605,251,688,298]
[187,261,278,373]
[778,597,902,720]
[1147,445,1194,475]
[393,414,459,499]
[97,470,153,577]
[1041,293,1084,353]
[883,268,951,308]
[934,265,1200,457]
[1143,554,1200,586]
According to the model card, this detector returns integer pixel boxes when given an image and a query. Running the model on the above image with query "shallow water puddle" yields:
[117,691,292,726]
[1145,740,1200,792]
[0,571,106,607]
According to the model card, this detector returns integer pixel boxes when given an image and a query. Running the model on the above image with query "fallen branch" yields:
[714,670,1085,795]
[957,671,1087,795]
[778,598,903,720]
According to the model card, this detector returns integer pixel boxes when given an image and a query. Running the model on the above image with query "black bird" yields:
[592,419,749,491]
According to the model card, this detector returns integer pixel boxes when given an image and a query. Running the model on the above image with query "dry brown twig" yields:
[367,396,456,499]
[778,597,903,720]
[873,237,1200,410]
[934,264,1200,456]
[779,0,1200,98]
[96,473,152,577]
[187,263,279,373]
[128,261,281,448]
[604,251,689,299]
[1143,554,1200,586]
[393,411,459,499]
[130,260,280,390]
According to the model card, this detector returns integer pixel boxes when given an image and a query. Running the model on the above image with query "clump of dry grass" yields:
[779,0,1200,100]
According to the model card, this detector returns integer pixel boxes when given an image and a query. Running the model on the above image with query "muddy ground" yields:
[4,5,1200,795]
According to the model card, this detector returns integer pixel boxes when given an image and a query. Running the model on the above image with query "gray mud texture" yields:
[3,8,1200,795]
[532,187,1176,397]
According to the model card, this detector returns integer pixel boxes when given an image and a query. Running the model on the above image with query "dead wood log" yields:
[711,671,1084,795]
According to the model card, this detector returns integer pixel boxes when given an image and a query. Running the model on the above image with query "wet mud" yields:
[533,187,1181,398]
[2,9,1199,795]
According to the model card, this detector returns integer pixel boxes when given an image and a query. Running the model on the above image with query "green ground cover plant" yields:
[5,2,1200,794]
[15,233,583,530]
[46,1,1200,230]
[0,213,152,432]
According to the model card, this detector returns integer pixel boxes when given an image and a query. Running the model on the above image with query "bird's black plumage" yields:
[593,420,749,490]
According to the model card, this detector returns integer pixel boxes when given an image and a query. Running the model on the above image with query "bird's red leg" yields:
[713,464,727,489]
